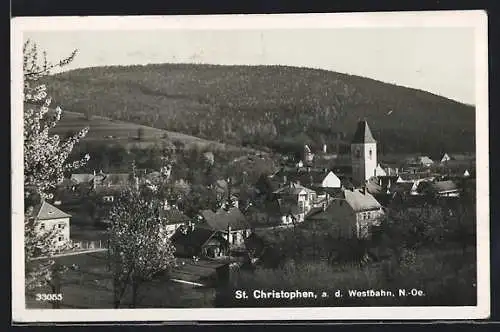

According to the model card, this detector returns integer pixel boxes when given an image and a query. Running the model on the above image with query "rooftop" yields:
[30,201,72,220]
[199,207,249,231]
[351,120,376,144]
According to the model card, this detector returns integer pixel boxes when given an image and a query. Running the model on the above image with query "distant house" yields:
[273,182,317,223]
[159,203,192,238]
[203,151,215,166]
[70,173,95,185]
[374,163,387,176]
[27,201,71,248]
[370,175,399,194]
[198,206,251,248]
[171,226,229,259]
[305,188,384,239]
[431,180,460,198]
[273,168,342,190]
[243,199,284,231]
[390,181,417,198]
[406,156,434,167]
[396,172,435,183]
[441,153,451,163]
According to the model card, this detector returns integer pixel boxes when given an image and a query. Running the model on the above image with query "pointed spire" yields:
[351,120,376,144]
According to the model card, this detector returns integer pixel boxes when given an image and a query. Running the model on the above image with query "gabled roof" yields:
[431,180,459,193]
[390,182,415,194]
[102,173,131,186]
[398,173,434,182]
[171,227,218,249]
[31,201,72,220]
[199,206,249,231]
[70,173,95,184]
[273,182,315,195]
[342,188,382,212]
[351,121,376,144]
[160,208,191,225]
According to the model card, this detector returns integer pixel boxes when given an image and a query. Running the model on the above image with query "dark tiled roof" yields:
[102,173,131,186]
[160,208,191,225]
[171,227,216,249]
[200,207,249,231]
[351,121,376,144]
[342,188,382,212]
[273,182,316,195]
[30,201,71,220]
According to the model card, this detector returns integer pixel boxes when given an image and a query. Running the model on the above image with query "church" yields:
[302,120,386,188]
[350,120,386,186]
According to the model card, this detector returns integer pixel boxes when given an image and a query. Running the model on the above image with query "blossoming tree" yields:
[107,186,177,308]
[23,40,90,297]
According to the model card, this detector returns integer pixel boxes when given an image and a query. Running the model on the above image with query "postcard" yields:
[11,10,490,322]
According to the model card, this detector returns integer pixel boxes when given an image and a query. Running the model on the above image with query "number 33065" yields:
[36,293,63,301]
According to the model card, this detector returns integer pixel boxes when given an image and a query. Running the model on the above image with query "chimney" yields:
[379,178,382,186]
[93,170,96,176]
[323,144,327,153]
[283,175,287,184]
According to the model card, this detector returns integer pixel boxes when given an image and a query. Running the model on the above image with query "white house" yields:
[441,153,451,163]
[29,201,71,247]
[273,182,317,224]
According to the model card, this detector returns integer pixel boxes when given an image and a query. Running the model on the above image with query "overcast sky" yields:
[24,27,475,104]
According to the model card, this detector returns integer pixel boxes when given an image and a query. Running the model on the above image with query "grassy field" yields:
[54,110,259,153]
[26,252,216,309]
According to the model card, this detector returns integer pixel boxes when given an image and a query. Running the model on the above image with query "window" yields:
[39,223,45,230]
[355,149,361,158]
[58,236,64,242]
[369,149,373,160]
[58,223,65,229]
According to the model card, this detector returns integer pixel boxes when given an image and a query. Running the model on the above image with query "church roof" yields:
[351,121,376,144]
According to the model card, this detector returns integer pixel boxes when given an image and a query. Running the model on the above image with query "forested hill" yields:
[44,63,475,156]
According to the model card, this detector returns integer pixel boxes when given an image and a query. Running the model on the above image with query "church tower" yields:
[351,120,377,186]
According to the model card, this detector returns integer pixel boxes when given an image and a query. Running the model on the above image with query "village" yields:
[26,118,476,307]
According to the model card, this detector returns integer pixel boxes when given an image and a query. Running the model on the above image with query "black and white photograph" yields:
[12,11,489,322]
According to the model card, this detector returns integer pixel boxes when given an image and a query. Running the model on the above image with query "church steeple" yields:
[351,120,377,186]
[351,120,376,144]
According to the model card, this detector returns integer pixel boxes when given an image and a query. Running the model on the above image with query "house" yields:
[171,226,229,259]
[406,156,434,167]
[389,182,418,202]
[198,206,251,248]
[70,173,95,185]
[272,168,342,190]
[273,182,317,223]
[431,180,461,198]
[305,188,385,239]
[396,172,435,183]
[159,202,192,238]
[374,164,387,176]
[27,201,71,248]
[243,199,285,231]
[441,153,451,163]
